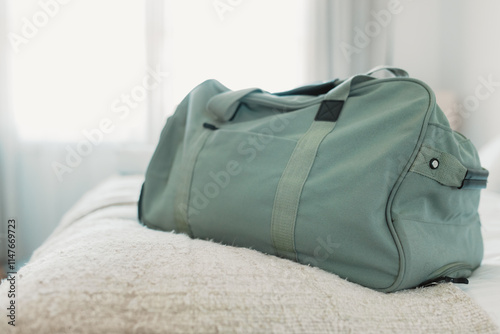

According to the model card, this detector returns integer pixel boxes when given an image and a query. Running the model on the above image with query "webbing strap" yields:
[271,121,337,260]
[410,146,467,188]
[174,131,211,237]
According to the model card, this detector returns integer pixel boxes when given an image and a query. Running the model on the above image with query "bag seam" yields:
[393,217,481,227]
[382,78,437,292]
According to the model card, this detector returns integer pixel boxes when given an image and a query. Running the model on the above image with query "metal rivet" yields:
[429,158,439,169]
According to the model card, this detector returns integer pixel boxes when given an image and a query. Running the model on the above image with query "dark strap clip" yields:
[459,168,489,189]
[203,123,219,131]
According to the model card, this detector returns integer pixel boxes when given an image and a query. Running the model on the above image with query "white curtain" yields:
[305,0,395,81]
[0,1,156,265]
[0,0,17,267]
[146,0,168,143]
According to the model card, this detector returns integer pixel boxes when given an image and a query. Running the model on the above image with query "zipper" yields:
[432,262,473,278]
[418,262,473,288]
[418,276,469,288]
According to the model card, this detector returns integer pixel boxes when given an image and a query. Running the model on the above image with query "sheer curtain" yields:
[0,0,18,269]
[306,0,395,80]
[1,0,154,266]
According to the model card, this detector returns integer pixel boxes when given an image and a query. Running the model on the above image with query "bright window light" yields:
[8,0,309,141]
[8,0,147,142]
[163,0,309,114]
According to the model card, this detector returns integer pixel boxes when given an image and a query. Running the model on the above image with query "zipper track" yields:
[429,262,473,280]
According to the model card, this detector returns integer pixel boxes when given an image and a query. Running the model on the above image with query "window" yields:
[8,0,147,142]
[7,0,309,142]
[161,0,309,119]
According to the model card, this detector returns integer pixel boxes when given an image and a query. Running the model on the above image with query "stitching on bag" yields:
[393,217,481,227]
[383,78,436,292]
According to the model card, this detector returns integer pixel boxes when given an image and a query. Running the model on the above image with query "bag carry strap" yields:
[271,121,337,260]
[206,87,262,122]
[364,65,409,78]
[206,66,405,122]
[272,66,408,99]
[410,146,489,189]
[270,74,375,261]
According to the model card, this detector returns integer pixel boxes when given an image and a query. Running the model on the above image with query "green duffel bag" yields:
[138,66,488,292]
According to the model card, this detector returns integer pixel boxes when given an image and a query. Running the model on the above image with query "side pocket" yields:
[392,218,481,290]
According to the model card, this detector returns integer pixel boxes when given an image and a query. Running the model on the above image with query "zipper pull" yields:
[203,123,219,130]
[418,276,469,288]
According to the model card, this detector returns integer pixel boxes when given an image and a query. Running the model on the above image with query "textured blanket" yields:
[0,176,497,334]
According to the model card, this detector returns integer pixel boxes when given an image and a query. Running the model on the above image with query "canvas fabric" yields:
[139,67,488,292]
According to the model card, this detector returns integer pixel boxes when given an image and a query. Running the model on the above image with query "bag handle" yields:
[270,73,381,261]
[206,87,262,123]
[272,66,407,99]
[206,67,407,123]
[206,76,375,123]
[364,66,409,78]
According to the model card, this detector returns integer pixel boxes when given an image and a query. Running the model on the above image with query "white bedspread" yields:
[0,175,498,334]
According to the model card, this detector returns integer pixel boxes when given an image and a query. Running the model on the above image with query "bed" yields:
[1,174,499,333]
